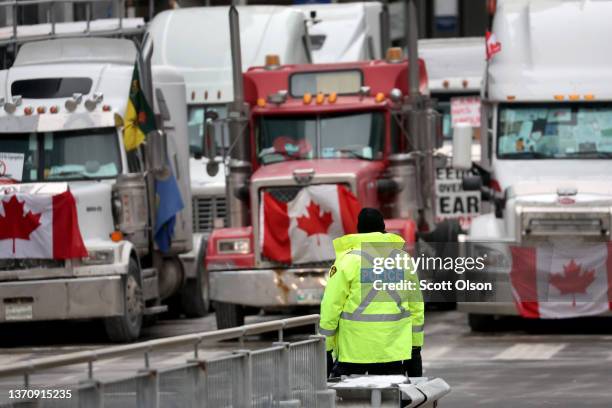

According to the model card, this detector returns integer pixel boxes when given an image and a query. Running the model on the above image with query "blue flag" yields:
[154,169,184,253]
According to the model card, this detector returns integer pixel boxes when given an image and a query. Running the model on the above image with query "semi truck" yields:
[0,35,195,341]
[455,0,612,330]
[147,8,311,316]
[298,2,387,63]
[418,37,485,229]
[204,5,449,329]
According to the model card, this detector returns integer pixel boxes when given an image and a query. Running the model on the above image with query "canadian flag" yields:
[510,241,612,319]
[0,191,88,259]
[485,31,501,60]
[261,184,361,264]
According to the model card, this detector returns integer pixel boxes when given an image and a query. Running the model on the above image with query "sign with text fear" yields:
[435,167,480,229]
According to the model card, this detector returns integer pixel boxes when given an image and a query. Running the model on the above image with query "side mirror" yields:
[146,129,169,176]
[452,123,473,170]
[462,175,483,192]
[203,120,219,177]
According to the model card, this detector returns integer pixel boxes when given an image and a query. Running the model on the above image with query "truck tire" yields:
[104,258,144,342]
[215,302,244,329]
[468,313,496,332]
[179,242,210,318]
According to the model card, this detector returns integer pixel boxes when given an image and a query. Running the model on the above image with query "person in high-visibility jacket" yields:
[320,208,424,376]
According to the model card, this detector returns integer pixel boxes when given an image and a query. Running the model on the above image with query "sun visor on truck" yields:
[0,111,117,133]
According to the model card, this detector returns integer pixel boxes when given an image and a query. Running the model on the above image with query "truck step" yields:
[144,305,168,316]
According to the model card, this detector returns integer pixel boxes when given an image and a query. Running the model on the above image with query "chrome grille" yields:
[192,196,228,233]
[0,259,65,271]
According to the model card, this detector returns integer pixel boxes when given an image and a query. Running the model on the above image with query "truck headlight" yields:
[217,239,251,254]
[82,250,115,265]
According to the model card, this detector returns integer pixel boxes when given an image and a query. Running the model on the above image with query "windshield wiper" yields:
[336,147,367,159]
[498,151,549,159]
[564,151,612,159]
[48,171,94,180]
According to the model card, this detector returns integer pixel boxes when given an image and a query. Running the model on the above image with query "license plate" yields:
[5,303,33,321]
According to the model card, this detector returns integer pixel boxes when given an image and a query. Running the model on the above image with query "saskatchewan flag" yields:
[123,65,157,151]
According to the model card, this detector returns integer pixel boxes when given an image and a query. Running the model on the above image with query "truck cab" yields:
[148,6,310,234]
[457,0,612,329]
[205,41,436,328]
[0,37,193,341]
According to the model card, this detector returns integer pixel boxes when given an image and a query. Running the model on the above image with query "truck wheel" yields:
[104,258,144,342]
[215,302,244,329]
[468,313,496,332]
[180,272,210,318]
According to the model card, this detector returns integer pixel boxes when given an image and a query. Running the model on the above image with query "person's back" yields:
[319,208,424,376]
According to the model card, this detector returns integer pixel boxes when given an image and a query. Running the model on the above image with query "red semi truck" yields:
[204,7,451,328]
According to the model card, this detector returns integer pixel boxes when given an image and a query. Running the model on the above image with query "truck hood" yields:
[509,179,612,206]
[495,160,612,192]
[252,159,383,183]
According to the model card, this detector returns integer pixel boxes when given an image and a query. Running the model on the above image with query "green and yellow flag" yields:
[123,65,157,151]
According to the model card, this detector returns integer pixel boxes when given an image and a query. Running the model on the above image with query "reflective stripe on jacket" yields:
[319,232,424,363]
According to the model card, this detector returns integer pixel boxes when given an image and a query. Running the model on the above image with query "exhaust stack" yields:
[226,6,251,228]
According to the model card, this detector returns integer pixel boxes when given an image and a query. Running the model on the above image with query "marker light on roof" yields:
[102,105,112,112]
[36,106,45,114]
[303,93,312,105]
[375,93,385,103]
[50,105,59,114]
[506,95,516,101]
[257,98,266,107]
[24,106,33,116]
[554,95,564,101]
[569,94,580,101]
[443,80,450,89]
[328,92,337,104]
[462,80,469,88]
[585,94,595,100]
[265,54,281,70]
[316,93,325,105]
[385,47,403,63]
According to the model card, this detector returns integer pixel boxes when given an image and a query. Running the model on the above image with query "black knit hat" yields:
[357,208,386,233]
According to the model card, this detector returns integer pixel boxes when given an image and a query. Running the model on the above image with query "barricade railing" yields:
[0,314,331,408]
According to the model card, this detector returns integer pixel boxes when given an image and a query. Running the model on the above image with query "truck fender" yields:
[118,240,142,284]
[179,233,207,280]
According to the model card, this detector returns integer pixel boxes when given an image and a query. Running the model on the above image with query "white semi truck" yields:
[0,36,196,341]
[147,8,310,306]
[298,2,386,62]
[419,37,485,229]
[456,0,612,330]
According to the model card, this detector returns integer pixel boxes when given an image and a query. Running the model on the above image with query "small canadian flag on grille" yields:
[261,185,360,264]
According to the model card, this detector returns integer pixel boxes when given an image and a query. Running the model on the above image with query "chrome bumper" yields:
[210,268,327,307]
[0,276,124,322]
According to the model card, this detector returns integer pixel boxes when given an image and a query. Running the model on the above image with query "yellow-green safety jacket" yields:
[319,232,424,364]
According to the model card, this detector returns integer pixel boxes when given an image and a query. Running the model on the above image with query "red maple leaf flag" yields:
[510,243,612,319]
[485,31,501,60]
[262,184,360,264]
[0,190,87,259]
[0,196,42,254]
[549,259,596,307]
[296,201,333,244]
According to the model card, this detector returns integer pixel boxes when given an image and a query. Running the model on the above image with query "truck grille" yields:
[192,196,227,233]
[0,259,65,271]
[264,186,303,203]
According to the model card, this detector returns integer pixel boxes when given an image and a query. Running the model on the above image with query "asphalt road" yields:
[1,310,612,406]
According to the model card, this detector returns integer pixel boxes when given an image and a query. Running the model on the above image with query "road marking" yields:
[493,343,566,360]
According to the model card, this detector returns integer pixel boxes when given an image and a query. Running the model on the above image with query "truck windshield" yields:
[257,112,384,164]
[188,105,228,158]
[497,103,612,159]
[0,127,121,183]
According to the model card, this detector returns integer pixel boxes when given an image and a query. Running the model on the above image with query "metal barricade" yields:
[0,314,331,408]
